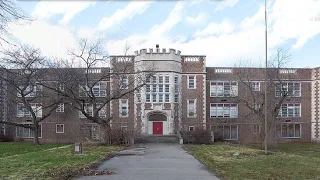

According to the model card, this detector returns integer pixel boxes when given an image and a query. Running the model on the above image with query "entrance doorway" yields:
[148,112,167,135]
[153,122,163,135]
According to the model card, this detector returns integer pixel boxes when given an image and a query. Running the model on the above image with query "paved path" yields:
[76,143,219,180]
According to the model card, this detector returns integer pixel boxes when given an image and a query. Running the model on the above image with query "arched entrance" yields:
[148,112,167,135]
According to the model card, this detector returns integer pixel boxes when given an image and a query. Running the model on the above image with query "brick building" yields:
[0,46,319,144]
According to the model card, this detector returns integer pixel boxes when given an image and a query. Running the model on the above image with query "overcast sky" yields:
[5,0,320,68]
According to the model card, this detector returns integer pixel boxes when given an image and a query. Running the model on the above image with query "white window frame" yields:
[187,99,197,118]
[56,103,64,113]
[187,75,196,89]
[56,124,64,133]
[210,81,238,97]
[16,123,42,138]
[210,103,238,118]
[164,94,170,103]
[79,81,107,97]
[146,93,151,102]
[79,103,93,118]
[17,103,42,117]
[279,123,301,138]
[165,75,170,84]
[17,83,42,97]
[275,82,301,97]
[251,81,260,91]
[97,103,107,118]
[90,124,100,140]
[120,75,129,89]
[119,99,129,117]
[57,83,65,92]
[278,103,301,118]
[221,125,238,140]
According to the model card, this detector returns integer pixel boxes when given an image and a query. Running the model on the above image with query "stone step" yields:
[135,135,179,144]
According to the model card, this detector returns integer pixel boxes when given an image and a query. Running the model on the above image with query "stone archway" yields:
[147,112,167,135]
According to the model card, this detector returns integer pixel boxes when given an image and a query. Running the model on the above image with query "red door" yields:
[153,122,163,135]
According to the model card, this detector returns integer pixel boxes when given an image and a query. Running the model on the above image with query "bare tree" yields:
[44,39,153,143]
[0,46,63,144]
[234,49,294,149]
[0,0,28,45]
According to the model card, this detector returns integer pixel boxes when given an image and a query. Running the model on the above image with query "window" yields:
[159,94,163,102]
[17,103,42,117]
[97,103,107,118]
[79,103,93,118]
[275,82,301,97]
[188,75,196,89]
[165,75,169,83]
[219,125,238,140]
[17,83,42,97]
[16,124,42,138]
[174,85,178,93]
[56,124,64,133]
[90,125,100,140]
[56,103,64,113]
[210,81,238,97]
[17,103,31,117]
[79,81,107,97]
[119,99,129,117]
[159,85,163,93]
[152,94,157,102]
[187,99,196,117]
[252,82,260,91]
[146,76,151,83]
[279,69,297,74]
[174,76,178,84]
[174,94,179,103]
[146,93,151,102]
[165,85,169,93]
[215,68,232,74]
[278,104,301,117]
[252,103,261,111]
[210,103,238,118]
[152,85,157,92]
[146,85,151,92]
[165,94,170,102]
[174,76,179,103]
[120,75,128,89]
[159,76,163,83]
[57,83,65,92]
[152,76,157,84]
[145,74,170,103]
[189,126,195,131]
[278,124,301,138]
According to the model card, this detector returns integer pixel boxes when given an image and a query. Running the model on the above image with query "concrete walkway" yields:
[76,143,219,180]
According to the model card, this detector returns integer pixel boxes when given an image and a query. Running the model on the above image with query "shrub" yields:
[108,128,134,145]
[180,128,212,144]
[0,134,14,142]
[212,126,225,142]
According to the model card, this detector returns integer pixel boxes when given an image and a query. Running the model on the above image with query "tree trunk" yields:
[261,117,277,150]
[33,123,40,145]
[100,122,111,144]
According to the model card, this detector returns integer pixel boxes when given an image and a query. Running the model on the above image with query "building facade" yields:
[1,47,319,144]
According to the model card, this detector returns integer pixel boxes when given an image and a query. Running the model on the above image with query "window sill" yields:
[280,137,301,139]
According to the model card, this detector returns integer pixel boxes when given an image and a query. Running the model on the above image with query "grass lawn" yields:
[185,143,320,180]
[0,142,65,158]
[0,142,124,180]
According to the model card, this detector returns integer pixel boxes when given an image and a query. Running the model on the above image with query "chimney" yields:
[156,44,159,48]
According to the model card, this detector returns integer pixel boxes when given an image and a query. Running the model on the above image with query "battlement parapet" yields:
[134,48,181,56]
